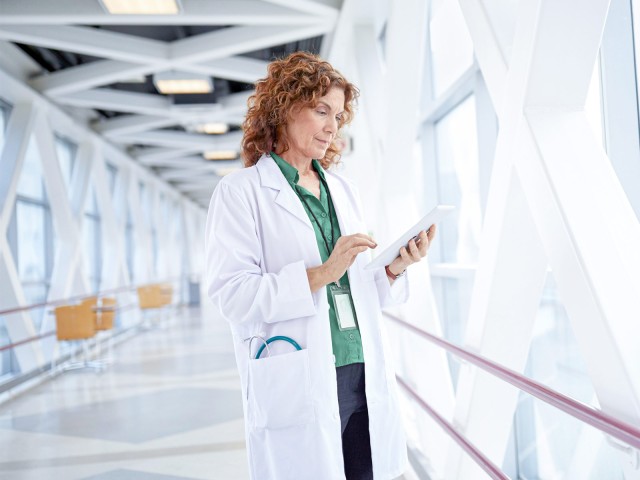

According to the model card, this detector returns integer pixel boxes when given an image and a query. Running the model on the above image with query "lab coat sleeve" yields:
[373,267,410,308]
[204,181,317,326]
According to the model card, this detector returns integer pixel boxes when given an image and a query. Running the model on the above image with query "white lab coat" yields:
[205,154,409,480]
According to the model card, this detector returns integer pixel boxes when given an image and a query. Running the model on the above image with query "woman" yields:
[205,52,435,480]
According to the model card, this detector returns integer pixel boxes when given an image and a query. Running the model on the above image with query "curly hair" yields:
[241,51,359,169]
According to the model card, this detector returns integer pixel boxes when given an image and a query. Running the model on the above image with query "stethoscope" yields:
[246,335,302,359]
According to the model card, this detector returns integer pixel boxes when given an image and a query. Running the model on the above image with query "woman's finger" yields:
[417,231,429,256]
[427,224,436,241]
[399,246,412,265]
[344,234,377,249]
[408,239,420,261]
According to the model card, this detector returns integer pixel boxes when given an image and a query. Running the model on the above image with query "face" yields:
[282,87,345,162]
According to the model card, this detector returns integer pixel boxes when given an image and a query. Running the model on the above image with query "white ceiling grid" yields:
[0,0,341,207]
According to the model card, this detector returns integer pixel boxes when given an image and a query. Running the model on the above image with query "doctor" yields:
[205,52,435,480]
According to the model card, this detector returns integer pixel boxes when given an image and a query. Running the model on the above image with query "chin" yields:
[315,148,329,159]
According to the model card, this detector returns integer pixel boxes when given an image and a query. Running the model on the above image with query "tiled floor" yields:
[0,303,249,480]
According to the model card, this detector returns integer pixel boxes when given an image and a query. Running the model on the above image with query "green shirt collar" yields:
[270,152,327,185]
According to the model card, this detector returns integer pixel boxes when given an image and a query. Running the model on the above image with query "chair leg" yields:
[58,339,108,373]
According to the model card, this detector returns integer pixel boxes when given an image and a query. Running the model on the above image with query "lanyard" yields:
[294,175,342,287]
[295,175,335,254]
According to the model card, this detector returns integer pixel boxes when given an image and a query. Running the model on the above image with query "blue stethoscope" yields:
[254,335,301,359]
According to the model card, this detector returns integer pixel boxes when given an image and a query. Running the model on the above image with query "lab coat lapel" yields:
[324,173,353,235]
[256,155,314,231]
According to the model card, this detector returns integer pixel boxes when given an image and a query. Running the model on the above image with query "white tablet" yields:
[365,205,455,270]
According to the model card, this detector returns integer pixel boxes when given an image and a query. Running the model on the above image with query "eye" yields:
[316,109,327,116]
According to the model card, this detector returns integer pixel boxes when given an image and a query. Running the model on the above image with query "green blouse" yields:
[271,152,364,367]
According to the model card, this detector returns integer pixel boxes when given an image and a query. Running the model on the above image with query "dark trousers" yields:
[336,362,373,480]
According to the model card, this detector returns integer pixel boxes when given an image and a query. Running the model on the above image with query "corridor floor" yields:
[0,304,249,480]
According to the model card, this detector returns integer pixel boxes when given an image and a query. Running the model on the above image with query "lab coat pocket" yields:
[247,349,315,430]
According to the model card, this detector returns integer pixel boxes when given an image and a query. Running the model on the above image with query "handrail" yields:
[387,314,640,450]
[0,303,138,353]
[0,331,56,353]
[0,277,180,316]
[396,375,510,480]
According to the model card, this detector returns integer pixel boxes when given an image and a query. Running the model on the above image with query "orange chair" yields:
[53,303,105,372]
[55,303,95,341]
[137,285,163,309]
[137,284,173,328]
[95,297,117,331]
[158,283,173,306]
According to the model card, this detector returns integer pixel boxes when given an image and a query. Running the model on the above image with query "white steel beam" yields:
[93,145,128,291]
[0,0,322,25]
[0,102,44,372]
[0,25,168,64]
[457,0,509,116]
[176,182,219,193]
[185,56,268,83]
[30,24,330,96]
[31,60,153,97]
[94,115,179,138]
[57,89,172,116]
[159,166,227,181]
[447,0,640,478]
[168,24,332,64]
[118,130,243,150]
[93,91,251,137]
[137,156,213,169]
[134,148,205,164]
[261,0,339,18]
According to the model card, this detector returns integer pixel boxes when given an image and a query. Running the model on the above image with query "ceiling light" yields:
[100,0,181,15]
[195,123,230,135]
[153,71,212,95]
[204,151,238,161]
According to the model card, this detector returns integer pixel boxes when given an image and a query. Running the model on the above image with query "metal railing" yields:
[387,313,640,478]
[0,278,180,390]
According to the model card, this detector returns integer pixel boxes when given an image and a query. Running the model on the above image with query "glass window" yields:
[434,95,481,264]
[107,162,118,195]
[632,0,640,102]
[16,202,47,284]
[430,276,473,387]
[152,228,158,275]
[513,395,624,479]
[585,58,604,147]
[429,0,474,97]
[510,273,625,477]
[139,181,153,229]
[0,100,11,148]
[55,135,76,193]
[126,208,135,285]
[17,138,45,200]
[83,185,101,293]
[11,133,53,329]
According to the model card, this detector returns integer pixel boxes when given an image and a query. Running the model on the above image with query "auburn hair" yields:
[241,51,359,169]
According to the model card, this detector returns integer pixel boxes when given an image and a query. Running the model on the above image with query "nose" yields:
[325,116,338,136]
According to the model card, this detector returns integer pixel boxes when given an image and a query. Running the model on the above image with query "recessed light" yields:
[195,123,230,135]
[100,0,181,15]
[203,151,238,161]
[153,71,213,94]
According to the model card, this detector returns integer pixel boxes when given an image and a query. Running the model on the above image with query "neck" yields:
[276,150,313,175]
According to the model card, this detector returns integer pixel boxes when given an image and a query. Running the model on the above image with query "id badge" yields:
[329,284,358,331]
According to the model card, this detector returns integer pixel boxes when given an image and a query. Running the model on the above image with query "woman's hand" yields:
[307,233,377,292]
[387,225,436,281]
